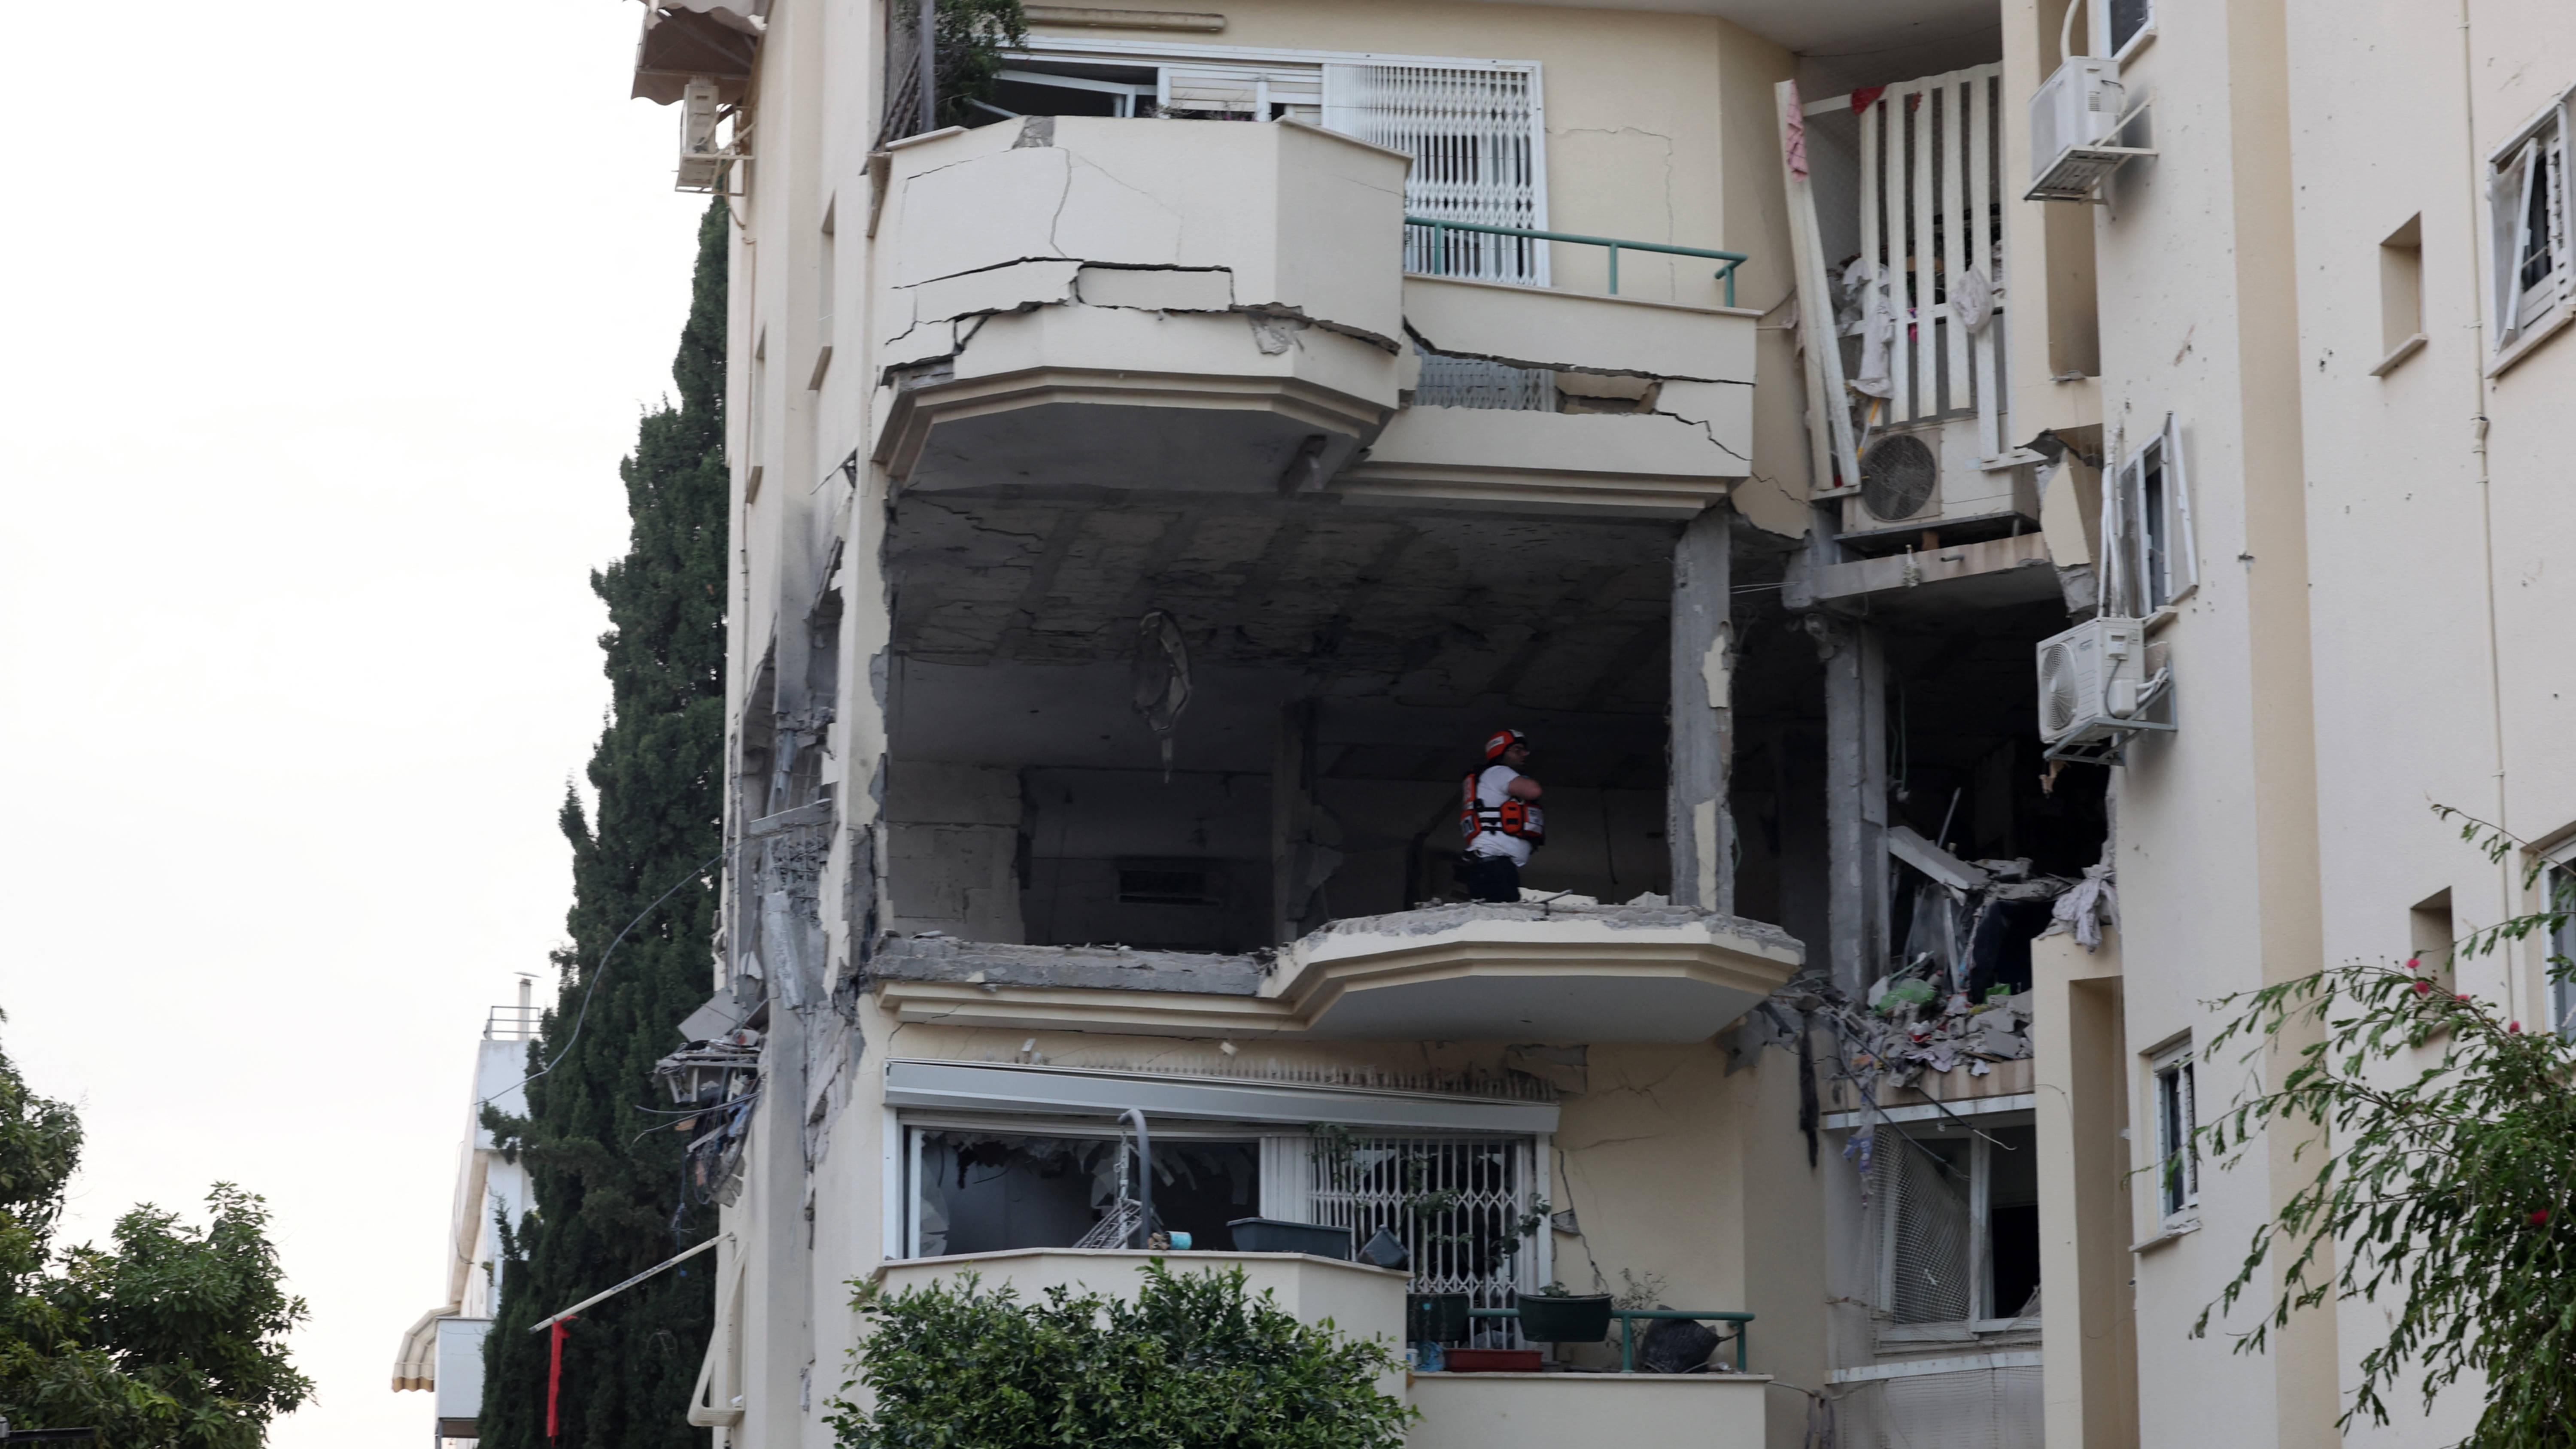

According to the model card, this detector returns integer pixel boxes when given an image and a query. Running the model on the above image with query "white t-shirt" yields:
[1467,764,1534,866]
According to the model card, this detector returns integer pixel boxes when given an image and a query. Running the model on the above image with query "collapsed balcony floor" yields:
[872,901,1805,1042]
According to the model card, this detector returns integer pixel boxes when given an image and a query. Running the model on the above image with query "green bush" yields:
[828,1261,1416,1449]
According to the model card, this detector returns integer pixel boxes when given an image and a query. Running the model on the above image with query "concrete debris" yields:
[1130,609,1192,780]
[1313,901,1804,953]
[1832,984,2033,1094]
[873,934,1272,995]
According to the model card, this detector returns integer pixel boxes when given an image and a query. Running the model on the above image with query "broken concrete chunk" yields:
[1886,824,1992,892]
[1075,265,1234,313]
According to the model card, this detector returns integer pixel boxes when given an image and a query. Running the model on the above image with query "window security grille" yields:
[1324,63,1549,285]
[1872,1136,1975,1324]
[1850,66,2008,453]
[1287,1134,1543,1331]
[1012,43,1549,284]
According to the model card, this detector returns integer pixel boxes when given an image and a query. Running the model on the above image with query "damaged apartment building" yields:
[608,0,2576,1444]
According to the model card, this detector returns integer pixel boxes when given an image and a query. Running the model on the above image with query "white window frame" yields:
[1015,36,1549,282]
[1869,1115,2040,1335]
[2150,1037,2199,1229]
[2488,88,2575,357]
[2100,412,2198,618]
[2544,858,2576,1041]
[2098,0,2154,62]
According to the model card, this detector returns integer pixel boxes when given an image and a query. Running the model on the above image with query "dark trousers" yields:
[1455,852,1521,903]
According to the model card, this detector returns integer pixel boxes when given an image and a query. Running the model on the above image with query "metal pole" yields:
[1120,1108,1153,1248]
[916,0,936,133]
[1607,242,1619,295]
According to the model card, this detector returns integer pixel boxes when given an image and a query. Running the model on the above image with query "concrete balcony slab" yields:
[872,903,1804,1043]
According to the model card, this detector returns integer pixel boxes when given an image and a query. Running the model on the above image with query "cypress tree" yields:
[480,200,730,1449]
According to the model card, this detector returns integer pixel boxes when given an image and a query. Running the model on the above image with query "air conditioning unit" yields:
[677,77,728,192]
[1840,426,2040,537]
[2036,617,2148,746]
[2026,57,2148,201]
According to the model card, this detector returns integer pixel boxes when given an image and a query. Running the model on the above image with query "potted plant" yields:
[1513,1281,1613,1343]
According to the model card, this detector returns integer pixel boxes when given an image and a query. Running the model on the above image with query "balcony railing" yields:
[1406,216,1749,307]
[1468,1306,1756,1373]
[484,1004,541,1042]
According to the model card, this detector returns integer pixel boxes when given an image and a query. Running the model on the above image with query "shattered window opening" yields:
[906,1128,1259,1258]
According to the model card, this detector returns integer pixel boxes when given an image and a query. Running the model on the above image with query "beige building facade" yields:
[608,0,2576,1443]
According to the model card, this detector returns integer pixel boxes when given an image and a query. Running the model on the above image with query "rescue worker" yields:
[1457,729,1544,903]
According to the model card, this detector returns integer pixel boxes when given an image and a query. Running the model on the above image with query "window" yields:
[2103,413,2196,616]
[2377,215,2425,370]
[2409,888,2454,992]
[1871,1121,2040,1328]
[1013,39,1549,282]
[2151,1039,2198,1226]
[906,1128,1259,1258]
[2490,93,2573,352]
[811,202,836,390]
[2106,0,2152,56]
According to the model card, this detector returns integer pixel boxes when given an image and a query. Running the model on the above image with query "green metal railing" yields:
[1465,1306,1756,1373]
[1405,216,1749,307]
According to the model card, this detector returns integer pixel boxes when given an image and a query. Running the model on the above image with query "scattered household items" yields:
[1511,1287,1613,1344]
[1226,1218,1354,1260]
[652,1014,764,1209]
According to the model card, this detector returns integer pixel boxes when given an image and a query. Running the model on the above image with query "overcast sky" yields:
[1,4,707,1443]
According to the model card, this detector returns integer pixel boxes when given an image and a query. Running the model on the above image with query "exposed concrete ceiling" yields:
[889,489,1680,715]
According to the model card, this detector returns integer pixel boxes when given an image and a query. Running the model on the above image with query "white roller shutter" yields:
[1158,63,1322,121]
[1323,61,1549,284]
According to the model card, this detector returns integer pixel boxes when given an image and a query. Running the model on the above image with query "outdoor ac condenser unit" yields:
[2026,57,2145,201]
[1841,426,2040,538]
[2035,617,2148,746]
[677,77,726,192]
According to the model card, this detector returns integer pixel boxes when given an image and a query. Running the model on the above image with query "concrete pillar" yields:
[1272,699,1319,942]
[1812,614,1886,996]
[1667,506,1734,914]
[2033,926,2139,1449]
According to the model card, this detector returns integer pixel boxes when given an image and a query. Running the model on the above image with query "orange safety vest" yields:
[1461,770,1546,845]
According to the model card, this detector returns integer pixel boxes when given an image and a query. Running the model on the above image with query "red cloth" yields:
[1852,85,1888,115]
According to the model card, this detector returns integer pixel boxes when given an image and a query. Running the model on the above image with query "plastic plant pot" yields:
[1512,1291,1613,1343]
[1443,1348,1544,1373]
[1224,1218,1354,1260]
[1406,1292,1472,1344]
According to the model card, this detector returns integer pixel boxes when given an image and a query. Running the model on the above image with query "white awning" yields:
[392,1302,458,1392]
[633,1,766,105]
